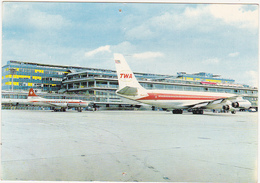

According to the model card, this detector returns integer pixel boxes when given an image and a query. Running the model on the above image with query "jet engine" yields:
[232,102,239,108]
[222,105,231,110]
[231,100,251,109]
[222,98,251,111]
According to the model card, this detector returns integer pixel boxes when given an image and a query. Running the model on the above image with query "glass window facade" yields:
[2,61,72,92]
[64,69,258,98]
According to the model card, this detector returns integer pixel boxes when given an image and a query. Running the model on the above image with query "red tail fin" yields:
[28,88,38,97]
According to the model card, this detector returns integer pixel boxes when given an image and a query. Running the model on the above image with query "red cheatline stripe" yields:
[30,101,84,103]
[137,93,225,101]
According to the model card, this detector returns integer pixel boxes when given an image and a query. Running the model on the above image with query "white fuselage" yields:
[1,98,31,105]
[117,89,236,109]
[27,97,90,108]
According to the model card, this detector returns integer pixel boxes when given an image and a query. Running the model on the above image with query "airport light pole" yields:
[9,68,16,92]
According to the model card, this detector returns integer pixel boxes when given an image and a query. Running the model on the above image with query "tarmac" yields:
[1,110,258,182]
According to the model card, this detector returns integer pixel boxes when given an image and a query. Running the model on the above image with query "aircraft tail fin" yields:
[28,88,39,98]
[114,53,144,91]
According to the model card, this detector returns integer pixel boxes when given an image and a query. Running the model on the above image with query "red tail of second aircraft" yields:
[28,88,38,97]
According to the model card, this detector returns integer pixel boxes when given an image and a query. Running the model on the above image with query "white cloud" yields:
[149,6,207,33]
[183,4,258,30]
[145,4,258,37]
[202,58,220,64]
[85,45,111,57]
[111,41,137,54]
[133,52,164,59]
[2,39,76,65]
[151,11,192,31]
[208,5,258,29]
[245,70,258,87]
[29,12,71,30]
[3,3,71,30]
[126,24,155,40]
[228,52,240,57]
[3,3,29,25]
[184,6,206,18]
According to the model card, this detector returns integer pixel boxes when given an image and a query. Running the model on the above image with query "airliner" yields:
[114,53,251,114]
[2,89,91,112]
[27,88,91,112]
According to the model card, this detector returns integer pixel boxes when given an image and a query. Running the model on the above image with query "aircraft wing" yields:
[46,102,68,108]
[28,100,68,108]
[185,99,225,109]
[185,95,251,110]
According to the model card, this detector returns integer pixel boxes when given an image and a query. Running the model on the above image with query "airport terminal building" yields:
[1,60,258,109]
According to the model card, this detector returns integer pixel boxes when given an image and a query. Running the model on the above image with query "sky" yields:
[2,2,259,87]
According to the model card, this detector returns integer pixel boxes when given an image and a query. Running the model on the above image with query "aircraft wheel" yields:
[193,109,203,115]
[78,108,82,112]
[231,110,236,114]
[172,109,183,114]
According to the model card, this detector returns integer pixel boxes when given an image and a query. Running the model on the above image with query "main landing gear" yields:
[172,109,183,114]
[77,107,83,112]
[54,108,66,112]
[192,109,204,114]
[171,109,203,114]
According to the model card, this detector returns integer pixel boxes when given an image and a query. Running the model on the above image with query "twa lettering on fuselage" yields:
[119,70,133,82]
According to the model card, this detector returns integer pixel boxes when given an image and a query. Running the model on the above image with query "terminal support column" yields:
[9,68,16,92]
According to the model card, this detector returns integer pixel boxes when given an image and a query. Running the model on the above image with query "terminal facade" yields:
[1,60,258,109]
[2,60,84,92]
[177,72,235,84]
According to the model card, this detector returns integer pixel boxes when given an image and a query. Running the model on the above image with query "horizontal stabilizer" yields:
[117,86,138,96]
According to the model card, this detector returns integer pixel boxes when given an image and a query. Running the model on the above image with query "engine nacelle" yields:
[232,102,239,108]
[55,103,68,108]
[222,105,231,111]
[11,102,19,106]
[231,100,251,109]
